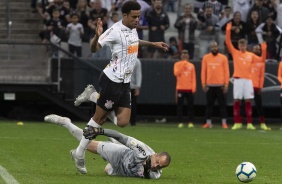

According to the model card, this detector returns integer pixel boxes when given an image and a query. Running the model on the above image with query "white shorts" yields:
[233,78,254,99]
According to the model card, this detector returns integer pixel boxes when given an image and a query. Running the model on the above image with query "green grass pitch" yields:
[0,121,282,184]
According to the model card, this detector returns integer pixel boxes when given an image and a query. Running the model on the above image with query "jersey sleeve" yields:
[223,55,230,86]
[278,62,282,84]
[201,55,207,86]
[98,26,117,47]
[125,136,155,160]
[259,63,265,89]
[192,64,196,93]
[225,22,236,54]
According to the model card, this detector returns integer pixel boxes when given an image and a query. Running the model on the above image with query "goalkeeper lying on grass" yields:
[44,114,171,179]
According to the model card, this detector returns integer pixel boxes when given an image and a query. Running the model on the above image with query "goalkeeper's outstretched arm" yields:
[83,126,129,145]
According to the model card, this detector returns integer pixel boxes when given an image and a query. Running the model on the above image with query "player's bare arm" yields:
[139,40,169,51]
[90,18,103,53]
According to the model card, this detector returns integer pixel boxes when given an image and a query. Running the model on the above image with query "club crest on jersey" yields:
[104,100,114,109]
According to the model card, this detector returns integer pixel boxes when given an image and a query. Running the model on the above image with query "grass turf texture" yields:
[0,121,282,184]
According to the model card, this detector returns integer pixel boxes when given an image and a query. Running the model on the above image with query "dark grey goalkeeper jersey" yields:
[121,136,161,178]
[98,136,162,179]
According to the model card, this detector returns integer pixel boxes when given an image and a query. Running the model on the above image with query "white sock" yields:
[62,119,83,141]
[89,92,99,103]
[222,118,227,124]
[107,111,117,125]
[76,118,101,158]
[207,119,212,125]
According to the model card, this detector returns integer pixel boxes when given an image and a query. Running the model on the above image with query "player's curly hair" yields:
[121,1,141,14]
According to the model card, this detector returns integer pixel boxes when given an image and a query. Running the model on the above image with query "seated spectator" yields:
[163,0,178,13]
[222,11,247,50]
[197,6,219,59]
[262,0,277,20]
[174,3,198,59]
[256,15,282,59]
[167,37,180,59]
[44,0,71,26]
[66,13,84,57]
[246,10,261,50]
[146,0,170,58]
[232,0,251,22]
[101,0,116,12]
[137,14,149,58]
[31,0,46,13]
[277,0,282,29]
[75,0,91,42]
[88,0,108,38]
[63,0,72,14]
[107,11,119,28]
[88,0,110,59]
[39,8,66,43]
[217,6,232,29]
[247,0,270,23]
[200,0,223,18]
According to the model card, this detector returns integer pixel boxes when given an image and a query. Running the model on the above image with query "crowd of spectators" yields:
[32,0,282,60]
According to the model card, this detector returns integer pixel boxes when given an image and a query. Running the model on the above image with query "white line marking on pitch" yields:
[0,164,20,184]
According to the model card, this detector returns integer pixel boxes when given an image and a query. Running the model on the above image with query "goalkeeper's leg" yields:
[44,114,83,141]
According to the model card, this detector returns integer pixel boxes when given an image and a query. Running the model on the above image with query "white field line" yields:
[0,165,19,184]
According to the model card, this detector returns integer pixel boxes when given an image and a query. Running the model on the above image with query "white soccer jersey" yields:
[98,20,139,83]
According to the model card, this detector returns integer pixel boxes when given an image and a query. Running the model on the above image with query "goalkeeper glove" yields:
[83,125,104,140]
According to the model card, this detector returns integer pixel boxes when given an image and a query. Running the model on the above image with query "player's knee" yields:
[104,163,112,175]
[117,120,129,127]
[116,118,129,127]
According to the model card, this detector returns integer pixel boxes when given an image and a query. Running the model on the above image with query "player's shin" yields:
[107,111,117,125]
[76,118,101,158]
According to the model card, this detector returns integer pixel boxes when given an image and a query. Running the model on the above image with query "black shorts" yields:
[97,72,131,111]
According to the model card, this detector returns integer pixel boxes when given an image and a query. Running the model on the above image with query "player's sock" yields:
[206,119,212,125]
[89,92,99,103]
[76,118,101,159]
[63,120,83,141]
[233,101,241,123]
[107,111,117,125]
[259,116,265,124]
[221,118,227,125]
[245,101,252,123]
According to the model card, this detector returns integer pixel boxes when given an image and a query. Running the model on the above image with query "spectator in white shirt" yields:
[66,13,84,57]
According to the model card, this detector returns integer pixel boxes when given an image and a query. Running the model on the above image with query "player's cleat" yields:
[222,123,228,129]
[74,84,96,106]
[260,123,271,130]
[202,123,212,128]
[246,123,256,130]
[178,123,184,128]
[231,123,242,130]
[44,114,70,126]
[70,149,87,174]
[188,123,194,128]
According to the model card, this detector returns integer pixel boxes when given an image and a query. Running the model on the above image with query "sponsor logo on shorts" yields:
[105,100,114,109]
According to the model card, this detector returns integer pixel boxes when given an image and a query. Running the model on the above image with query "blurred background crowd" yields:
[30,0,282,60]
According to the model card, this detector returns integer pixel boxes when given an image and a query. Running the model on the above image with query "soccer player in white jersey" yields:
[44,114,171,179]
[71,1,169,174]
